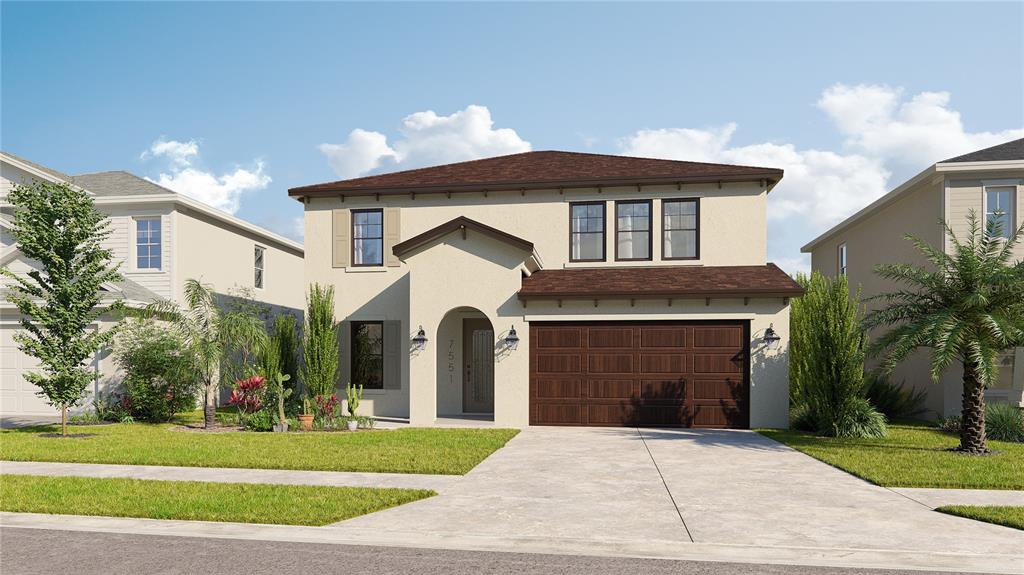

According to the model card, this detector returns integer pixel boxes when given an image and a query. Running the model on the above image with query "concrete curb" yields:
[2,512,1022,574]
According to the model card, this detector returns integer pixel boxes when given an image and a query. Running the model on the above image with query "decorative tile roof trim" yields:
[290,151,782,198]
[518,263,804,300]
[392,216,534,258]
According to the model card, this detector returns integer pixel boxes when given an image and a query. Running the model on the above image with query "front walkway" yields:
[3,427,1023,573]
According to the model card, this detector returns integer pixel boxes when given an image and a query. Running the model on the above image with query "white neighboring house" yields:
[0,151,305,418]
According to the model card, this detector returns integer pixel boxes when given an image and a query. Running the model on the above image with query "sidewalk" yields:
[891,487,1024,509]
[0,461,459,492]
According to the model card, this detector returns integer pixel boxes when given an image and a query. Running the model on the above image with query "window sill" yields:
[126,269,166,274]
[563,260,703,268]
[361,389,392,396]
[344,266,389,273]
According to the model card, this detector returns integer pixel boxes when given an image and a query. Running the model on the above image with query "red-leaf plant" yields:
[229,375,267,417]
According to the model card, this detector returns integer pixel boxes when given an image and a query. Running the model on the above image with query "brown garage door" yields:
[529,321,750,428]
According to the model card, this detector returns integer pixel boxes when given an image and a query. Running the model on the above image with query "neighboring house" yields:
[0,151,305,417]
[802,138,1024,417]
[291,151,802,428]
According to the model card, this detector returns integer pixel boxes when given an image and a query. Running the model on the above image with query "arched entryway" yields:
[435,307,495,421]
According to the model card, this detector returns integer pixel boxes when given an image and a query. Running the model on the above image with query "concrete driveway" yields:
[332,427,1024,572]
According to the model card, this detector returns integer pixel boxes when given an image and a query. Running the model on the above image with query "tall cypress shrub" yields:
[790,272,886,438]
[300,284,339,398]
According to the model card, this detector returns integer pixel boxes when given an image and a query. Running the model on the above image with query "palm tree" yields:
[863,212,1024,454]
[148,279,267,428]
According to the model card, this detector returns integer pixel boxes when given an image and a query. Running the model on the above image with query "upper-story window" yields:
[986,187,1015,239]
[838,243,848,276]
[352,209,384,266]
[615,200,652,261]
[662,199,699,260]
[135,217,161,270]
[570,202,605,262]
[254,245,265,289]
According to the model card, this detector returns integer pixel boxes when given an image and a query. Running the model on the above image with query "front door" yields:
[463,318,495,413]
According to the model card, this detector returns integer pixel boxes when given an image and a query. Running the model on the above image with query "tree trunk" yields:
[61,404,67,437]
[204,383,217,429]
[959,360,989,454]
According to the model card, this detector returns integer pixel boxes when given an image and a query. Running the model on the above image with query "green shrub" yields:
[864,373,928,419]
[245,409,274,432]
[984,403,1024,442]
[790,272,887,438]
[114,320,201,422]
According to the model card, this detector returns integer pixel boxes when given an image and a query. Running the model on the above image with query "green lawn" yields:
[759,422,1024,490]
[0,474,433,525]
[938,506,1024,531]
[0,424,519,475]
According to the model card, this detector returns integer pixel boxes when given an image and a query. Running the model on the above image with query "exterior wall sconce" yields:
[412,325,428,351]
[763,323,781,351]
[504,325,520,351]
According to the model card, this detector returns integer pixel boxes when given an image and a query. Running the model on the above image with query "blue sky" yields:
[3,2,1022,269]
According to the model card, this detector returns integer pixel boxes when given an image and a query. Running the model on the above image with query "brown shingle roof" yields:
[290,151,783,197]
[518,264,803,300]
[392,216,534,258]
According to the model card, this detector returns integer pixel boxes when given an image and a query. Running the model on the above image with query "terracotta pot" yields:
[298,414,314,432]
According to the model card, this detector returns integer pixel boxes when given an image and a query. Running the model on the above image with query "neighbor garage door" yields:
[0,323,55,415]
[529,321,749,428]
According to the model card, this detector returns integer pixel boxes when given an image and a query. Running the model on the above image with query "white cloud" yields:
[818,84,1023,168]
[142,138,271,214]
[620,84,1023,273]
[319,105,530,179]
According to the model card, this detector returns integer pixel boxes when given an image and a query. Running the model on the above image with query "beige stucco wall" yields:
[304,180,790,428]
[809,169,1024,416]
[175,207,305,313]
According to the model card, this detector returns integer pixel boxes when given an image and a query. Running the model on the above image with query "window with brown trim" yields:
[351,321,384,390]
[662,199,699,260]
[838,243,848,276]
[615,200,651,261]
[570,202,605,262]
[352,209,383,266]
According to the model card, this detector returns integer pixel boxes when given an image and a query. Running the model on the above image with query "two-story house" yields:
[1,151,305,418]
[802,138,1024,417]
[291,151,802,428]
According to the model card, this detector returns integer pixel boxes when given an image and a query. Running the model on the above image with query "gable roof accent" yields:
[290,151,783,198]
[393,216,534,258]
[518,264,803,300]
[0,151,74,184]
[941,138,1024,163]
[72,171,173,197]
[392,216,535,259]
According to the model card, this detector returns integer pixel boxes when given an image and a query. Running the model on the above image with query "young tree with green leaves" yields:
[0,180,122,436]
[864,212,1024,454]
[300,284,339,398]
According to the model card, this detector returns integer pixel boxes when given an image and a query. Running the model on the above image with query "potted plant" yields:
[346,383,363,431]
[298,395,315,432]
[270,372,291,432]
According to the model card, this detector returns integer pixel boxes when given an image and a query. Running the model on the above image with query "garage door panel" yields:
[533,378,581,399]
[536,354,582,373]
[587,328,634,348]
[530,321,749,428]
[693,327,743,348]
[533,403,583,425]
[693,354,744,374]
[535,328,582,349]
[640,328,687,348]
[640,379,685,400]
[588,380,634,399]
[588,354,633,374]
[640,354,686,373]
[693,378,745,400]
[587,403,635,426]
